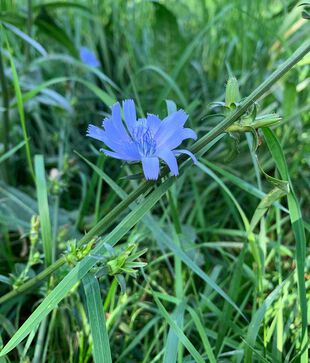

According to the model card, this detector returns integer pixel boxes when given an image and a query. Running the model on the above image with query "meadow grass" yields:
[0,1,309,362]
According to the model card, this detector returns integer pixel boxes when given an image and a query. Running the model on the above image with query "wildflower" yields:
[79,47,100,67]
[86,100,197,180]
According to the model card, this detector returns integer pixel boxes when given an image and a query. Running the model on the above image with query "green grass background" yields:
[0,0,309,362]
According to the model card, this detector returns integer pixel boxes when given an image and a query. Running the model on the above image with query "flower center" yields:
[132,124,156,157]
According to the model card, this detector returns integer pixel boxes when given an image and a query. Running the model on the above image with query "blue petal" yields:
[86,124,106,142]
[122,143,141,160]
[141,157,160,180]
[173,149,197,164]
[146,113,161,135]
[157,149,178,176]
[158,127,197,150]
[87,124,133,155]
[182,128,197,140]
[100,148,137,161]
[123,99,137,132]
[155,110,189,148]
[102,112,132,143]
[111,103,131,141]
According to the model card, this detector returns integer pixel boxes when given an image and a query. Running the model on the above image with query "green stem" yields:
[26,0,33,62]
[168,189,183,300]
[3,30,35,180]
[0,47,9,152]
[0,257,66,304]
[0,39,309,305]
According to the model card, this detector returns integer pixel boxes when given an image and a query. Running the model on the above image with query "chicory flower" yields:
[80,47,100,68]
[87,100,197,180]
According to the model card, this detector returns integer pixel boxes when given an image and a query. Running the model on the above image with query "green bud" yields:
[65,238,96,265]
[225,76,241,108]
[251,114,282,129]
[30,215,40,246]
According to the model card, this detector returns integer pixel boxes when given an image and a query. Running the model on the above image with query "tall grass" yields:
[0,1,309,362]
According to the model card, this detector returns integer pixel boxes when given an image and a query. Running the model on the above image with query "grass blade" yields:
[35,155,53,266]
[163,301,185,363]
[82,273,112,363]
[3,22,47,56]
[0,140,26,165]
[154,295,205,363]
[4,30,34,179]
[262,128,308,362]
[244,278,289,363]
[187,307,216,363]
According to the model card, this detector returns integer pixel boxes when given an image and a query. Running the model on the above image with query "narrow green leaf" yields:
[16,76,115,108]
[262,128,308,363]
[249,187,286,232]
[116,317,160,362]
[215,247,246,356]
[163,302,185,363]
[0,140,26,165]
[35,155,52,266]
[3,22,47,55]
[4,32,34,178]
[139,65,187,107]
[154,296,205,363]
[82,273,112,363]
[187,307,216,363]
[244,278,289,363]
[205,160,288,213]
[197,162,250,230]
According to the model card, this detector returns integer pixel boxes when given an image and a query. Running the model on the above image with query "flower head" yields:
[87,100,197,180]
[80,47,100,68]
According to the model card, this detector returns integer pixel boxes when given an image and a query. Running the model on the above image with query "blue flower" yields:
[87,100,197,180]
[80,47,100,68]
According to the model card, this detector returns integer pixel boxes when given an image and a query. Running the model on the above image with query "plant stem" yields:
[0,47,9,152]
[0,39,309,305]
[26,0,33,62]
[168,189,183,300]
[0,257,66,304]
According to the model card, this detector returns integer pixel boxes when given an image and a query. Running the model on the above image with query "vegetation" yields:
[0,1,309,362]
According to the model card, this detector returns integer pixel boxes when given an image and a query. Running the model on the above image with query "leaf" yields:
[139,65,187,107]
[0,140,26,166]
[35,155,53,266]
[163,301,185,363]
[262,128,308,362]
[244,278,289,363]
[82,273,112,363]
[154,295,205,363]
[17,76,115,108]
[116,317,160,362]
[204,160,288,213]
[4,31,34,179]
[187,307,216,363]
[3,22,47,56]
[34,8,78,57]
